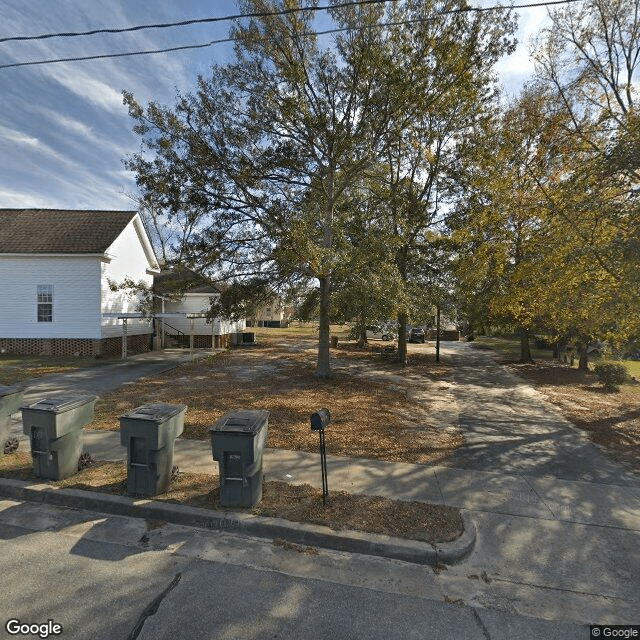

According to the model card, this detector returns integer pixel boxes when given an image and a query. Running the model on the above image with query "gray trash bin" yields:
[210,409,269,508]
[0,385,24,455]
[21,394,97,480]
[120,403,186,497]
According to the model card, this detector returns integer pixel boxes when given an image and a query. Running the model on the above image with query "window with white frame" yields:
[37,285,53,322]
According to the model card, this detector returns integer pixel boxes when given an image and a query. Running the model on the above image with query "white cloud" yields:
[0,125,71,163]
[493,5,551,94]
[46,67,126,115]
[50,113,94,138]
[0,125,40,147]
[0,188,56,208]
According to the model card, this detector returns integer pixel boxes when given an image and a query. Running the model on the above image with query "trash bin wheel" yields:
[3,437,19,455]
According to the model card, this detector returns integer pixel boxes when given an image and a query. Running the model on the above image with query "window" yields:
[37,285,53,322]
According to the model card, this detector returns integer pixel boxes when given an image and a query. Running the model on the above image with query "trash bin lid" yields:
[211,409,270,435]
[123,403,186,422]
[23,394,97,414]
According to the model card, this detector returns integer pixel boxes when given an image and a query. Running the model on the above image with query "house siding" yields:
[162,294,214,335]
[101,217,154,338]
[0,255,101,338]
[158,293,245,348]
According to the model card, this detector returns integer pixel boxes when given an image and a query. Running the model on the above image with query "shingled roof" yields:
[0,209,137,254]
[154,266,220,295]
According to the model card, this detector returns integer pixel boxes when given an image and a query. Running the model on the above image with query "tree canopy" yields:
[124,0,516,375]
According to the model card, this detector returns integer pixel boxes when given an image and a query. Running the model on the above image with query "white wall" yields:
[162,294,246,335]
[162,294,212,335]
[0,255,102,338]
[255,299,285,323]
[101,217,155,338]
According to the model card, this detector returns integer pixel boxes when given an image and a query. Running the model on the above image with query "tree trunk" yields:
[397,312,408,366]
[396,247,408,366]
[578,343,589,370]
[519,326,532,362]
[316,276,331,378]
[435,306,441,362]
[358,310,367,345]
[316,164,334,379]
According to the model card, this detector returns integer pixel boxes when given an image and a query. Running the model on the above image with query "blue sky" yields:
[0,1,549,210]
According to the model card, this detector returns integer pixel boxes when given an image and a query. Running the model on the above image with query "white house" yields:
[153,267,246,348]
[247,296,292,328]
[0,209,160,356]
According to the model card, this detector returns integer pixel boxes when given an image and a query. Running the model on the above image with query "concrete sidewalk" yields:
[8,422,640,532]
[6,425,640,623]
[6,340,640,532]
[71,430,640,532]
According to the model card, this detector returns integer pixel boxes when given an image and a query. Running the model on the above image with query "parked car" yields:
[408,327,426,343]
[365,325,395,341]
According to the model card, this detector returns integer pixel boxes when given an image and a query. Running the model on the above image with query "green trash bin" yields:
[0,385,24,455]
[210,409,269,508]
[21,394,97,480]
[120,403,186,497]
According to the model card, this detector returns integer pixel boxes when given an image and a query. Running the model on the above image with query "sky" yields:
[0,0,551,211]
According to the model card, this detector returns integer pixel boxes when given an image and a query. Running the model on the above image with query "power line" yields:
[1,0,392,43]
[0,38,232,69]
[0,0,584,44]
[0,0,584,71]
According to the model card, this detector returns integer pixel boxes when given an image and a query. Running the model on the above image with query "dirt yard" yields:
[0,452,463,544]
[91,333,461,465]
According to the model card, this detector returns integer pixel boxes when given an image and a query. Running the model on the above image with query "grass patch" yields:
[473,337,640,379]
[469,336,554,361]
[590,357,640,379]
[624,360,640,378]
[252,322,352,340]
[0,454,463,544]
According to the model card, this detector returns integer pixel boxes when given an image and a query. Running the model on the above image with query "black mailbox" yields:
[311,408,330,431]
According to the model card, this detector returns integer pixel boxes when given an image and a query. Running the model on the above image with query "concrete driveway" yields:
[14,348,214,406]
[442,342,640,486]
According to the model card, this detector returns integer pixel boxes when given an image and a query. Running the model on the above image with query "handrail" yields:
[162,320,186,338]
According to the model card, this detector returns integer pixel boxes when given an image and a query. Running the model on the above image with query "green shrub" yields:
[593,362,630,388]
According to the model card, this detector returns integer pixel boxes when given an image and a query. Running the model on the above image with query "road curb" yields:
[0,477,476,565]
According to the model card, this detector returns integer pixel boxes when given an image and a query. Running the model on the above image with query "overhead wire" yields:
[1,0,410,43]
[0,0,585,70]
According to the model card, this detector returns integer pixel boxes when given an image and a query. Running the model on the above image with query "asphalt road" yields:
[0,499,588,640]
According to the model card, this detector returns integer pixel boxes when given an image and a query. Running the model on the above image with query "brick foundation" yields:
[0,334,152,357]
[166,334,238,349]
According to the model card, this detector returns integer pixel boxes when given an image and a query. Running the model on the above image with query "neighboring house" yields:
[0,209,160,357]
[153,267,246,348]
[424,311,461,342]
[247,296,292,328]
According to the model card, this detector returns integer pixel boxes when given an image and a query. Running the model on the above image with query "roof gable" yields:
[0,209,137,254]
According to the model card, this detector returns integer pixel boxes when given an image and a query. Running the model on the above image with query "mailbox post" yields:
[310,408,330,505]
